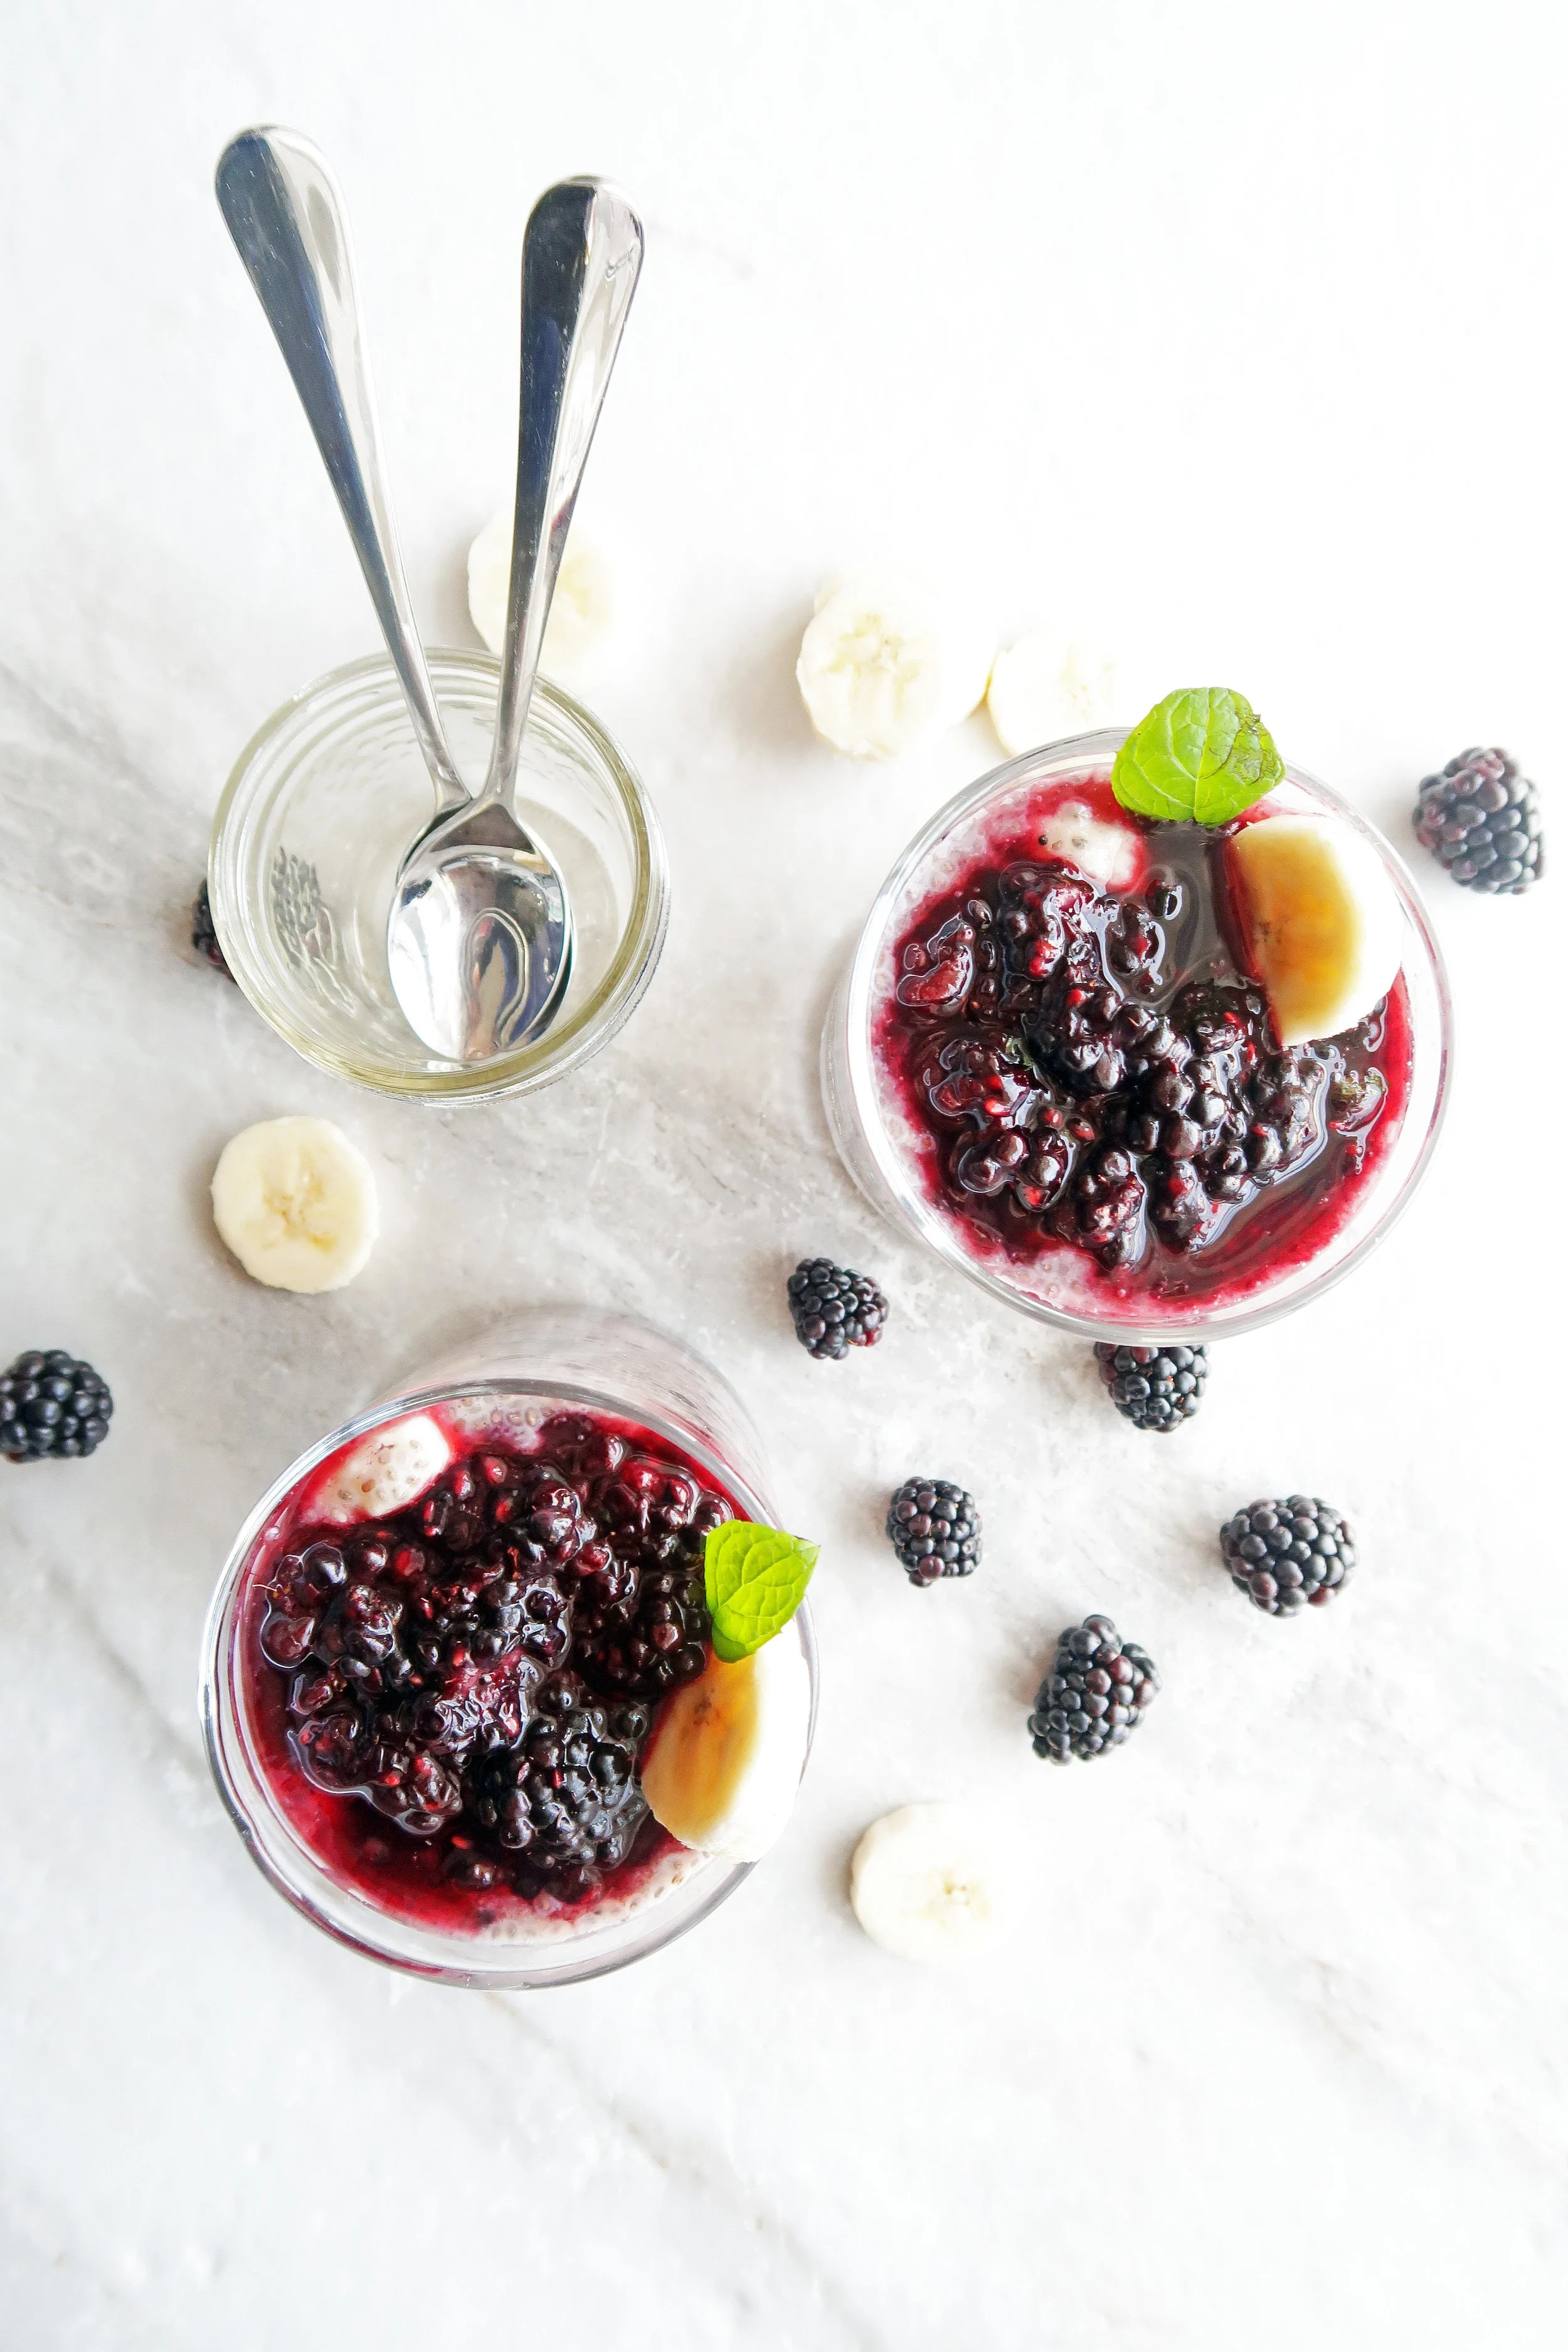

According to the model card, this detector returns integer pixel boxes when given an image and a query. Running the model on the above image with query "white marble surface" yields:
[2,3,1564,2344]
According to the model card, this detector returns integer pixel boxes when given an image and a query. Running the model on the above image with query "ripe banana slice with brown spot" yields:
[1229,813,1403,1047]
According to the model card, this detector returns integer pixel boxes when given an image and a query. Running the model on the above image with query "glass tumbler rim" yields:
[199,1332,816,1989]
[834,724,1454,1343]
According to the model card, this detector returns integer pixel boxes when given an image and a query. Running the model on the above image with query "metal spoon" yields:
[384,177,644,1064]
[215,126,470,817]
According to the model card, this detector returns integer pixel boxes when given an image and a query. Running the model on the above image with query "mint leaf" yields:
[1111,688,1283,827]
[704,1520,818,1663]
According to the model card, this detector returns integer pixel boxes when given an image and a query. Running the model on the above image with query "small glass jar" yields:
[200,1308,817,1988]
[209,651,669,1103]
[822,728,1453,1343]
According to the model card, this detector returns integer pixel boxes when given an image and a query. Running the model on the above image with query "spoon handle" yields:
[487,179,644,805]
[216,127,469,813]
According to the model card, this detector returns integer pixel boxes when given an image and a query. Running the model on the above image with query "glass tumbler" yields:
[201,1307,816,1988]
[822,728,1452,1343]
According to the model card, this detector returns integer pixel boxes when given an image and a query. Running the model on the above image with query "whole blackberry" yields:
[1027,1614,1158,1762]
[886,1478,982,1586]
[0,1352,114,1461]
[464,1676,649,1902]
[1094,1342,1207,1431]
[1221,1495,1355,1614]
[1413,747,1543,894]
[191,880,235,977]
[787,1258,888,1360]
[572,1550,712,1698]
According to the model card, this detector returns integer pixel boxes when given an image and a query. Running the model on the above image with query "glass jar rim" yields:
[208,649,669,1103]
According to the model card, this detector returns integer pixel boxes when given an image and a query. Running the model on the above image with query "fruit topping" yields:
[787,1258,889,1359]
[887,830,1401,1281]
[1027,1615,1159,1763]
[1219,1495,1355,1614]
[574,1545,712,1698]
[1229,813,1403,1047]
[849,1804,999,1964]
[211,1115,379,1293]
[1032,798,1142,889]
[1093,1342,1207,1431]
[464,1677,649,1899]
[191,881,234,978]
[795,567,994,758]
[637,1513,815,1859]
[0,1350,114,1462]
[313,1414,452,1524]
[255,1414,738,1904]
[986,631,1118,758]
[640,1634,810,1862]
[1412,746,1543,894]
[886,1478,982,1586]
[566,1446,731,1700]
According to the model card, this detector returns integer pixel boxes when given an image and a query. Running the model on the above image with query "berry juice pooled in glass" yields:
[240,1404,743,1934]
[872,769,1413,1316]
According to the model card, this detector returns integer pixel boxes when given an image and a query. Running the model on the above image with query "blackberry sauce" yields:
[242,1407,742,1933]
[874,774,1412,1311]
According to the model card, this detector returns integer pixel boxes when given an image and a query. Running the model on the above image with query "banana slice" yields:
[211,1116,379,1294]
[1229,813,1404,1047]
[1035,798,1142,889]
[640,1634,811,1863]
[849,1804,1000,1963]
[313,1413,451,1524]
[987,628,1118,756]
[796,566,995,758]
[467,509,611,675]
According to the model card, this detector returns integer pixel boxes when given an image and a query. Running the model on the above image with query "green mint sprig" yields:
[1111,687,1284,827]
[704,1520,818,1663]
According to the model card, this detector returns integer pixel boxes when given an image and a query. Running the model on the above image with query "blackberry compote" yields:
[872,770,1414,1316]
[241,1406,742,1931]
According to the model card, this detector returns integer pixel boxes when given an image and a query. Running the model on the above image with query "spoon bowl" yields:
[386,799,573,1062]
